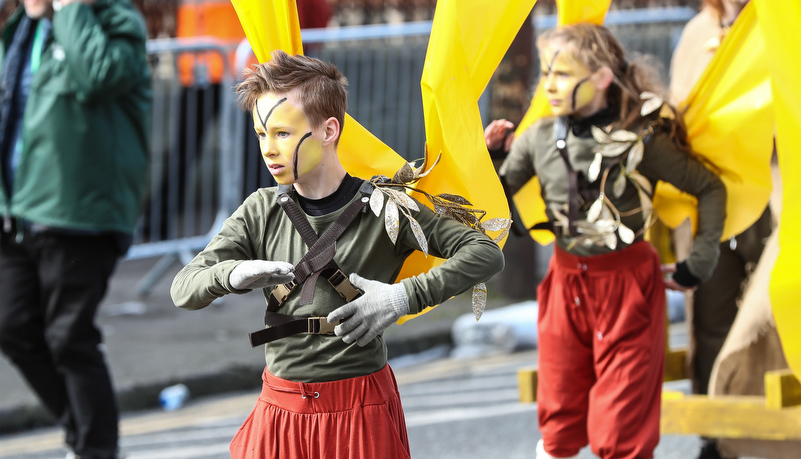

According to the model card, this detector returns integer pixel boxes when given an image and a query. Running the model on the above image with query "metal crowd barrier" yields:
[127,6,696,295]
[127,38,239,294]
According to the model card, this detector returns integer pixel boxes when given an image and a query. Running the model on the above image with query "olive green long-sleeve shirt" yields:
[171,182,504,382]
[499,116,726,282]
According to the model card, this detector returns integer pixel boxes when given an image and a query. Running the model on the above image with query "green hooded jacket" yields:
[0,0,151,234]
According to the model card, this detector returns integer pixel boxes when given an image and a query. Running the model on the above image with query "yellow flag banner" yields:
[512,0,611,244]
[397,0,533,322]
[655,2,774,240]
[754,0,801,379]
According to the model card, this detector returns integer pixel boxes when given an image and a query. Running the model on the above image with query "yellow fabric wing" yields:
[230,0,303,59]
[397,0,533,322]
[753,0,801,380]
[654,2,774,240]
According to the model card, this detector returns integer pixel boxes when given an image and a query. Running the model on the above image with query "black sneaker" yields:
[697,440,732,459]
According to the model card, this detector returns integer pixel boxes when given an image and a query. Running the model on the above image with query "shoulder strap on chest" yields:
[247,182,372,347]
[553,117,580,234]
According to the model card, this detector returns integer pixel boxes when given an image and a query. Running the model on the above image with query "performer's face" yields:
[540,44,599,118]
[252,90,325,186]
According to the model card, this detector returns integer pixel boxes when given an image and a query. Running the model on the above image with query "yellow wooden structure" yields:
[661,369,801,440]
[518,367,801,440]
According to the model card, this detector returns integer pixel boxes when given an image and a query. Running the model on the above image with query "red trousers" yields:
[537,241,666,459]
[231,365,410,459]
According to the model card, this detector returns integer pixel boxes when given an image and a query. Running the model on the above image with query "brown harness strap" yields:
[248,183,371,347]
[273,189,368,307]
[554,116,582,236]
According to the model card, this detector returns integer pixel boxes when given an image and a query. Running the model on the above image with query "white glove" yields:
[326,273,409,347]
[229,260,294,290]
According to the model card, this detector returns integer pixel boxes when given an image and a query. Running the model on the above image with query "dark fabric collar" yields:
[297,174,362,216]
[569,106,620,138]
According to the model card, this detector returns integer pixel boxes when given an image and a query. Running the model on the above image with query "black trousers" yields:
[692,207,774,395]
[0,228,121,459]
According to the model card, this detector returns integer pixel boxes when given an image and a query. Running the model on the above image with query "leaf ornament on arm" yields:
[369,151,512,320]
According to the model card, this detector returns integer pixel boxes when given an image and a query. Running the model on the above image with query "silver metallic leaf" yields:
[393,162,416,184]
[613,171,627,198]
[626,139,644,173]
[551,206,570,230]
[492,217,512,243]
[591,125,611,144]
[407,214,428,256]
[595,142,632,158]
[640,94,664,117]
[438,193,472,206]
[610,130,638,142]
[449,206,479,226]
[604,232,618,250]
[599,204,614,223]
[384,199,400,245]
[387,189,419,212]
[629,171,653,195]
[618,223,635,244]
[369,189,385,217]
[588,153,603,182]
[586,197,604,223]
[416,152,442,179]
[480,217,512,232]
[575,220,601,235]
[472,283,487,321]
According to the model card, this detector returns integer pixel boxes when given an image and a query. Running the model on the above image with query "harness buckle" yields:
[308,317,338,335]
[327,269,363,302]
[272,280,297,305]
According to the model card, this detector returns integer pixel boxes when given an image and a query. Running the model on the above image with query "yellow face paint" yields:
[539,44,597,118]
[252,92,324,186]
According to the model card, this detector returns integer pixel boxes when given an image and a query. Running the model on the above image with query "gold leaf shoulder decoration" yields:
[369,150,512,321]
[571,92,675,250]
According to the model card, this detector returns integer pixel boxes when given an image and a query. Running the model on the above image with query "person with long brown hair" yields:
[487,23,726,458]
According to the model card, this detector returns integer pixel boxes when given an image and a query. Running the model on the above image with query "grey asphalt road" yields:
[0,348,747,459]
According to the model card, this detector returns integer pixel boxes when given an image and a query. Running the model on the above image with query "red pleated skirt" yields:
[230,364,410,459]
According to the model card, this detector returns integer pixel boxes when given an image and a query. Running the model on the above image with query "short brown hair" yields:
[236,50,348,132]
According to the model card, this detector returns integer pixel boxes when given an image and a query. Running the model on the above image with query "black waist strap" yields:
[249,315,338,347]
[249,267,360,347]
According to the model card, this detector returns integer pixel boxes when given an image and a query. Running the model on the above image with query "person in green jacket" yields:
[170,50,505,459]
[0,0,151,457]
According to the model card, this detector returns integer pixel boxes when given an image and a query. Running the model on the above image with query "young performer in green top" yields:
[171,50,504,459]
[486,23,726,459]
